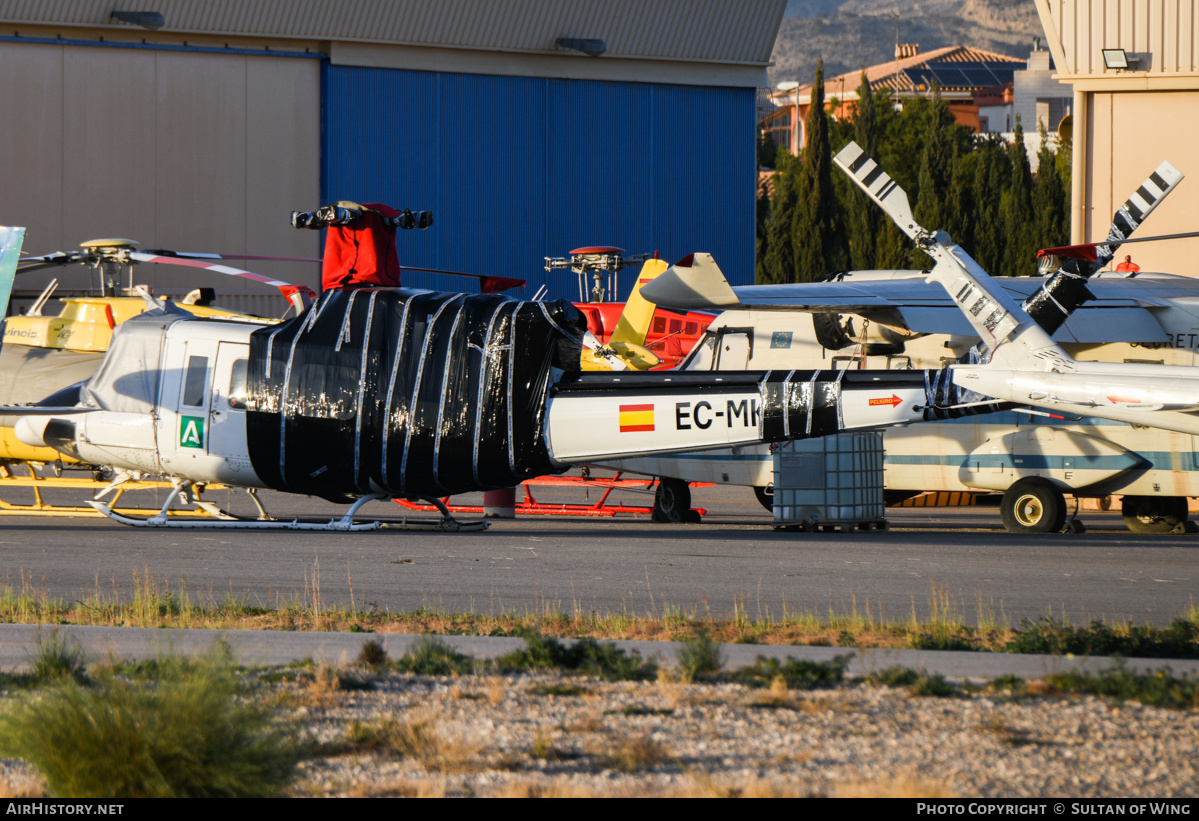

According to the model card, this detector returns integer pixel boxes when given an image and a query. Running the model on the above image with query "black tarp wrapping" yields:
[1022,272,1095,336]
[921,363,1003,420]
[757,369,845,440]
[754,366,998,436]
[244,288,585,500]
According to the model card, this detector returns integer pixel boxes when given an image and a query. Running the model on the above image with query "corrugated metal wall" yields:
[0,40,321,297]
[1038,0,1199,74]
[0,0,783,66]
[323,65,756,301]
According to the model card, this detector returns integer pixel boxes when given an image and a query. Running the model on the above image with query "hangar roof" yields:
[0,0,785,87]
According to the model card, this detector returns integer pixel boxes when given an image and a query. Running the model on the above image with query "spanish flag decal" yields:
[618,403,655,432]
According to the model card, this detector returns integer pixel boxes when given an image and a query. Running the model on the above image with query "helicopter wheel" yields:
[1000,478,1066,534]
[652,478,693,523]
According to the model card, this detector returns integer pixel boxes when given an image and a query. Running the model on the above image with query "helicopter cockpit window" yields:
[228,359,249,410]
[681,333,717,371]
[182,356,209,407]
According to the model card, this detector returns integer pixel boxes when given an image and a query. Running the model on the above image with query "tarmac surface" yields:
[0,475,1194,680]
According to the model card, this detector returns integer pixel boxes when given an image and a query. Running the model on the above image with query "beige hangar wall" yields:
[0,41,321,307]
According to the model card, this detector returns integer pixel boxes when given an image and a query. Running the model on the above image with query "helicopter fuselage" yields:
[12,289,977,504]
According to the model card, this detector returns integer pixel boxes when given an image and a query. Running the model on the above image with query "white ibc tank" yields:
[772,432,886,531]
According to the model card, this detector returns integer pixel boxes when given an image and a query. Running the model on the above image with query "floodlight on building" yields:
[111,10,165,30]
[1102,48,1140,70]
[556,38,607,57]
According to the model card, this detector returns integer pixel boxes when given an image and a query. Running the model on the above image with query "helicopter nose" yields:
[14,415,52,448]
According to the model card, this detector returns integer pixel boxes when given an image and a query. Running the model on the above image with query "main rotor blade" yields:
[403,267,525,292]
[143,250,323,264]
[1039,229,1199,260]
[128,252,297,289]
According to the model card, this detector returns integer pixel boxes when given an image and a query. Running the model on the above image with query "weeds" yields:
[729,655,850,690]
[395,636,475,676]
[1005,617,1199,659]
[532,682,587,697]
[357,638,388,668]
[598,734,670,773]
[1039,664,1199,709]
[28,633,86,684]
[343,713,476,771]
[0,648,299,797]
[0,569,1196,663]
[497,631,657,681]
[865,666,960,697]
[676,630,724,682]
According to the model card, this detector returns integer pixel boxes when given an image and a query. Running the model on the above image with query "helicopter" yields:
[0,231,323,517]
[0,198,1024,530]
[615,154,1198,532]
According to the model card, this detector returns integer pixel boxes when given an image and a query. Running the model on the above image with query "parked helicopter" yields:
[0,233,324,516]
[628,140,1199,532]
[0,202,1029,530]
[620,154,1199,531]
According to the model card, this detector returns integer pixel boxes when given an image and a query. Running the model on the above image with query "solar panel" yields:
[929,67,969,86]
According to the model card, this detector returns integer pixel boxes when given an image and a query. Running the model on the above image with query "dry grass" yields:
[283,665,347,710]
[596,733,671,773]
[655,667,691,708]
[344,712,478,772]
[5,568,1195,662]
[747,676,800,710]
[563,711,606,735]
[484,775,813,798]
[0,774,44,798]
[486,780,617,798]
[833,773,960,798]
[346,776,448,798]
[0,567,991,648]
[482,675,508,706]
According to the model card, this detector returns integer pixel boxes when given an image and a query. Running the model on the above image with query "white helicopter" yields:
[623,149,1199,533]
[0,203,1043,531]
[14,158,1192,533]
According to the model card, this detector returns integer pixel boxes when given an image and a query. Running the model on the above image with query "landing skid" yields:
[0,465,231,518]
[87,491,488,532]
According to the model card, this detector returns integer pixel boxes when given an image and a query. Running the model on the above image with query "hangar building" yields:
[1035,0,1199,276]
[0,0,784,310]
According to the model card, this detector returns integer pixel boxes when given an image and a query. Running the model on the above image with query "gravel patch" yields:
[2,668,1196,798]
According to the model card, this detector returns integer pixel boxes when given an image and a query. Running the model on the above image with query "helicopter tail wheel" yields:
[1001,478,1066,534]
[1121,495,1189,534]
[652,478,692,523]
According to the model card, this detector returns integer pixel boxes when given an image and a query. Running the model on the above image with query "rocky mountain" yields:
[770,0,1044,87]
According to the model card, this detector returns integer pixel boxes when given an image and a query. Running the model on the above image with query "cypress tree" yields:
[791,58,847,282]
[1003,116,1035,276]
[971,137,1007,276]
[759,153,800,284]
[945,142,973,253]
[914,83,952,232]
[913,83,953,268]
[847,72,879,270]
[1032,119,1068,256]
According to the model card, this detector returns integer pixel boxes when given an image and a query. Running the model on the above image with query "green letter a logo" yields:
[180,416,205,449]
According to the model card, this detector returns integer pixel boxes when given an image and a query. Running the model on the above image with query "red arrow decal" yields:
[868,394,903,408]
